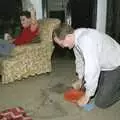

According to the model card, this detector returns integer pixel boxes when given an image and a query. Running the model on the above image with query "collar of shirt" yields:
[74,28,89,47]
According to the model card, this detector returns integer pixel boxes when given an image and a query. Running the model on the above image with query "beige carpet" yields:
[0,58,120,120]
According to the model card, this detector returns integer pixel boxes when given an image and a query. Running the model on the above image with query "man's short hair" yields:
[53,23,74,40]
[20,11,31,18]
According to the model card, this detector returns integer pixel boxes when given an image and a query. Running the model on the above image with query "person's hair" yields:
[53,23,74,40]
[20,11,31,18]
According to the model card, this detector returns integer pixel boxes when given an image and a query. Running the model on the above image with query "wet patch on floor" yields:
[49,83,71,94]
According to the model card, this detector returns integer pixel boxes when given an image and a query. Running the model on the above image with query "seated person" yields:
[12,8,40,45]
[0,8,39,56]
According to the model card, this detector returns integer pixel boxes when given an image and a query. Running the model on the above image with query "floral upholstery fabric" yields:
[0,18,61,84]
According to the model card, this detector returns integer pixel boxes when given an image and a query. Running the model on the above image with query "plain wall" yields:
[22,0,43,19]
[96,0,107,33]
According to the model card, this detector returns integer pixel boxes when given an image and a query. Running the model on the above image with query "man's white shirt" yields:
[73,28,120,97]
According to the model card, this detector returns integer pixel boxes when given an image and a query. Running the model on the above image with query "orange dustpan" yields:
[64,88,85,103]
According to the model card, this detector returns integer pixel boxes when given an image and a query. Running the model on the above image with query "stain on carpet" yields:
[27,89,68,119]
[49,83,71,94]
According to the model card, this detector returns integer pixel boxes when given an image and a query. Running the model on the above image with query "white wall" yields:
[30,0,42,19]
[22,0,43,19]
[96,0,107,33]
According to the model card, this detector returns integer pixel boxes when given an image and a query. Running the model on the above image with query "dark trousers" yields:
[95,66,120,108]
[0,39,15,56]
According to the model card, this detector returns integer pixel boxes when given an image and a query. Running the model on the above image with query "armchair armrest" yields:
[11,40,54,57]
[39,18,61,42]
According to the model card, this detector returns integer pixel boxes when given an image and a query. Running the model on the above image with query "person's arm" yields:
[74,47,85,81]
[13,34,23,45]
[77,36,101,106]
[30,7,39,32]
[72,49,85,89]
[4,33,15,43]
[82,36,100,97]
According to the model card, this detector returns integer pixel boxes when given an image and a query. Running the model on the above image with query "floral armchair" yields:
[0,18,61,84]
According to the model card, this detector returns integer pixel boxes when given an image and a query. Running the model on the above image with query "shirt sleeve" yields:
[74,47,85,80]
[81,36,101,97]
[13,27,39,45]
[13,33,23,45]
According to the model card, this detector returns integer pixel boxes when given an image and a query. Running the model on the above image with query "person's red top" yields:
[13,26,39,45]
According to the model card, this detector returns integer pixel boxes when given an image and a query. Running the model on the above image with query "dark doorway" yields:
[68,0,97,29]
[49,11,65,23]
[0,0,22,37]
[106,0,120,43]
[53,0,97,58]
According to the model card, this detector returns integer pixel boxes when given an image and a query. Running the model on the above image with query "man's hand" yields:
[54,37,64,48]
[72,79,82,90]
[72,79,90,106]
[77,93,90,106]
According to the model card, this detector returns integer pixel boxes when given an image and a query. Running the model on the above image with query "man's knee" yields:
[95,96,111,109]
